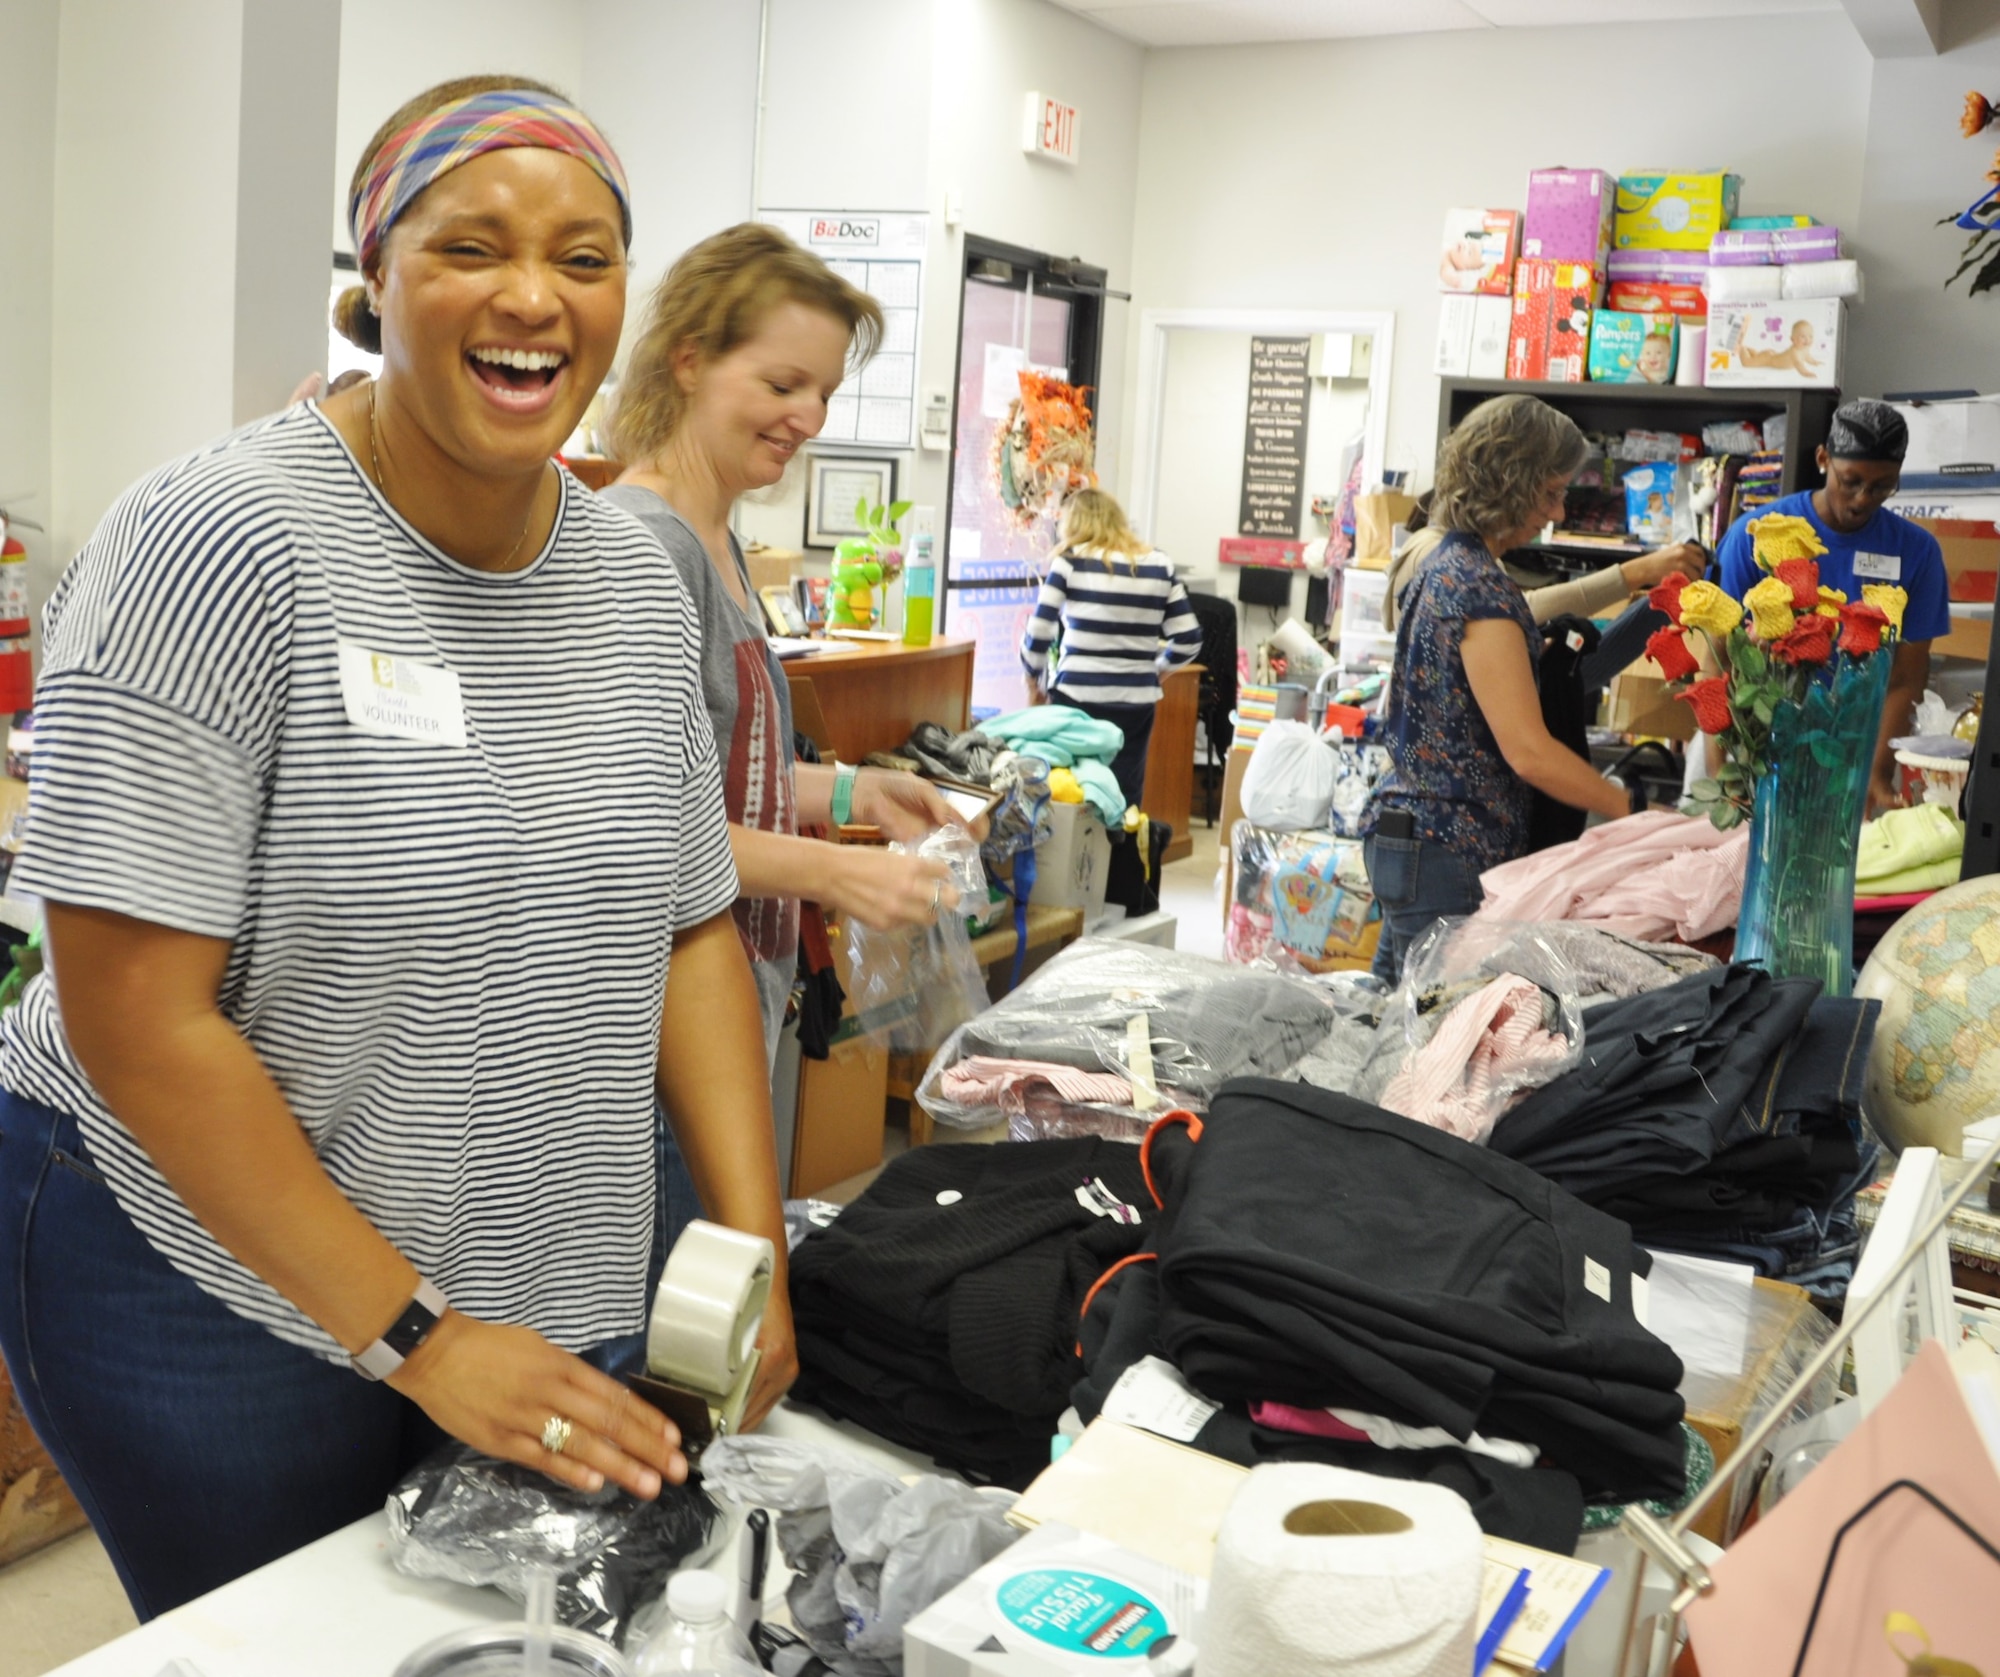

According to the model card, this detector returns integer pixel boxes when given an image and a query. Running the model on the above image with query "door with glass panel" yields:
[941,237,1105,720]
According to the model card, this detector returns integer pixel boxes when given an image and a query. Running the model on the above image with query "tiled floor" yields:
[0,1530,135,1677]
[0,823,1232,1675]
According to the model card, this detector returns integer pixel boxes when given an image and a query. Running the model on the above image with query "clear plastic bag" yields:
[916,937,1340,1139]
[1226,823,1378,972]
[841,826,991,1053]
[384,1443,721,1647]
[1369,918,1587,1142]
[698,1437,1020,1676]
[1329,742,1393,839]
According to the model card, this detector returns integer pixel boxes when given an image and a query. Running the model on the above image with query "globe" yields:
[1856,874,2000,1155]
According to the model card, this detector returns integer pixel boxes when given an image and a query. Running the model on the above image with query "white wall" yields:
[1846,0,2000,398]
[50,0,246,568]
[0,0,59,616]
[1126,15,1875,494]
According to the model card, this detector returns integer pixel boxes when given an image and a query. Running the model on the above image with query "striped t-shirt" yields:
[2,403,739,1359]
[1020,544,1203,706]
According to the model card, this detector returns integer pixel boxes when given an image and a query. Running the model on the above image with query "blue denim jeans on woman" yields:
[1363,831,1486,989]
[0,1088,659,1619]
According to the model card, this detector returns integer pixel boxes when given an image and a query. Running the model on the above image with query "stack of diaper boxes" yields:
[1703,218,1857,389]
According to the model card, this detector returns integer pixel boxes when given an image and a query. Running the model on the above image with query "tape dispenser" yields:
[624,1219,774,1463]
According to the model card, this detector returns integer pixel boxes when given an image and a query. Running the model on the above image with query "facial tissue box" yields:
[1439,207,1521,295]
[1523,168,1615,267]
[1706,300,1845,389]
[1589,311,1678,384]
[1616,172,1743,251]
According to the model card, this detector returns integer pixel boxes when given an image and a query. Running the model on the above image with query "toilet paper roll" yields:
[1201,1464,1483,1677]
[1675,325,1707,386]
[1705,265,1782,305]
[646,1219,774,1394]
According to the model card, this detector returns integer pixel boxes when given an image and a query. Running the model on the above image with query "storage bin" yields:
[1029,799,1111,923]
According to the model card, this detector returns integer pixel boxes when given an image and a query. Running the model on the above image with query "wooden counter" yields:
[784,636,975,764]
[1142,664,1203,865]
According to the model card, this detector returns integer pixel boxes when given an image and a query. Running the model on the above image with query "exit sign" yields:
[1022,92,1080,166]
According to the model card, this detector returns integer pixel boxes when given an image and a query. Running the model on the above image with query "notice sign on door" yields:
[1239,336,1311,538]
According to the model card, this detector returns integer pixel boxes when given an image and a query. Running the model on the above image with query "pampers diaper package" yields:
[1589,312,1678,384]
[1616,172,1743,250]
[1624,461,1678,544]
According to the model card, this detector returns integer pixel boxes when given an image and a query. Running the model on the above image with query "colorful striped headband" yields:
[348,88,631,269]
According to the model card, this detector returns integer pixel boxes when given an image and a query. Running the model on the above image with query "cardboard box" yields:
[1435,292,1477,376]
[1467,294,1511,377]
[1615,171,1743,250]
[791,1032,886,1196]
[1509,258,1601,382]
[1523,167,1615,267]
[1913,515,1998,661]
[1588,310,1677,384]
[1605,660,1696,740]
[1029,799,1110,922]
[1706,300,1844,389]
[1894,395,2000,491]
[1439,206,1521,295]
[1608,278,1708,319]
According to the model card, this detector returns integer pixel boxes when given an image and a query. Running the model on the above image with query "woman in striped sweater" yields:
[1020,489,1204,808]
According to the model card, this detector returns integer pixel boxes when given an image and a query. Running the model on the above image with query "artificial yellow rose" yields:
[1678,580,1745,638]
[1816,585,1847,620]
[1743,576,1797,640]
[1748,513,1827,571]
[1863,583,1908,635]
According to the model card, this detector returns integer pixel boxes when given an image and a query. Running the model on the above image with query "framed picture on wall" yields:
[806,453,898,549]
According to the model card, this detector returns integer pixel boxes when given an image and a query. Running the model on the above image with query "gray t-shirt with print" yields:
[601,485,797,1066]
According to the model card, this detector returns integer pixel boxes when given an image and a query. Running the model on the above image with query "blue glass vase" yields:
[1733,651,1893,996]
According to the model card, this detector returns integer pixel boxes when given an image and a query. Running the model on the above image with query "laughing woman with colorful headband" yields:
[0,76,791,1615]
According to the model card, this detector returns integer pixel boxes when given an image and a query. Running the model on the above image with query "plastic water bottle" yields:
[635,1571,762,1677]
[901,531,936,647]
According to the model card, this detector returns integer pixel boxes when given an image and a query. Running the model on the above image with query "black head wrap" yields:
[1826,400,1909,463]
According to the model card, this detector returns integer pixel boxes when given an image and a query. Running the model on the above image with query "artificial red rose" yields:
[1678,676,1733,735]
[1775,613,1837,665]
[1839,601,1891,655]
[1646,625,1700,681]
[1649,571,1689,624]
[1774,557,1821,611]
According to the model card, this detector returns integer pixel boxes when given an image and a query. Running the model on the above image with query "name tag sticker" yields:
[1853,551,1901,581]
[338,642,468,747]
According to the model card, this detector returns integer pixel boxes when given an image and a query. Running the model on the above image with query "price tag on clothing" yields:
[1584,1256,1613,1302]
[1075,1178,1141,1225]
[1102,1355,1220,1444]
[1853,551,1902,581]
[337,642,468,747]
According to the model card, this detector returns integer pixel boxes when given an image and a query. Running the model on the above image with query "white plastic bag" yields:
[1239,721,1338,831]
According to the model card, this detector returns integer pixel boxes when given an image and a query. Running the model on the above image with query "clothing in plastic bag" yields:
[699,1436,1020,1677]
[916,937,1338,1139]
[1226,823,1377,972]
[1371,918,1586,1143]
[842,826,990,1052]
[385,1443,721,1647]
[1329,741,1393,839]
[1238,720,1337,830]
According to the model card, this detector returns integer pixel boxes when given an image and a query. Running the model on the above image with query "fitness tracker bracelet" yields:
[831,762,858,827]
[351,1277,449,1381]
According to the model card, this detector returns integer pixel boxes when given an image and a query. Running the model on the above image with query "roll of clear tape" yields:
[1202,1464,1483,1677]
[646,1219,774,1395]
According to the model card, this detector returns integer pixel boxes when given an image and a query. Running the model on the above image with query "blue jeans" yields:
[0,1089,653,1619]
[1363,831,1485,989]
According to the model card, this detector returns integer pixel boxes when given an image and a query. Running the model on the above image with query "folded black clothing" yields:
[1152,1080,1687,1504]
[1490,967,1821,1192]
[787,1138,1152,1475]
[1073,1256,1588,1553]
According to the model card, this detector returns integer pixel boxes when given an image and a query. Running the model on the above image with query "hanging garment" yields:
[1528,614,1603,854]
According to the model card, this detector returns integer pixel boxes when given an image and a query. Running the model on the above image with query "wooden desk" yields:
[784,637,975,763]
[1142,664,1203,864]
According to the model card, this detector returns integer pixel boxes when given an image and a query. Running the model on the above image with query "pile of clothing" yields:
[916,938,1338,1141]
[1856,802,1964,898]
[1488,966,1878,1302]
[982,708,1127,824]
[1070,1080,1692,1554]
[787,1136,1153,1487]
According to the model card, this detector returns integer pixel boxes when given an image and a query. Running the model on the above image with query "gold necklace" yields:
[368,381,538,567]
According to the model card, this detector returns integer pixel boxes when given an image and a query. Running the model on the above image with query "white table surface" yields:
[47,1406,942,1677]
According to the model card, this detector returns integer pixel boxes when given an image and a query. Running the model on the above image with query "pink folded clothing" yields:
[1474,809,1748,943]
[1379,974,1571,1143]
[1248,1401,1539,1466]
[939,1055,1136,1114]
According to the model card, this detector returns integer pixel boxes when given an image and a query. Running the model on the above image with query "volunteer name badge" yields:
[338,643,468,747]
[1853,551,1901,581]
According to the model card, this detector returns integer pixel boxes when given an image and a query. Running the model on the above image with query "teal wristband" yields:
[832,763,858,826]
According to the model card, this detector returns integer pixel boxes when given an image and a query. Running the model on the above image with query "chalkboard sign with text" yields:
[1239,336,1311,538]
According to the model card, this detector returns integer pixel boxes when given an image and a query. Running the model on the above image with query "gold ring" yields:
[541,1414,573,1456]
